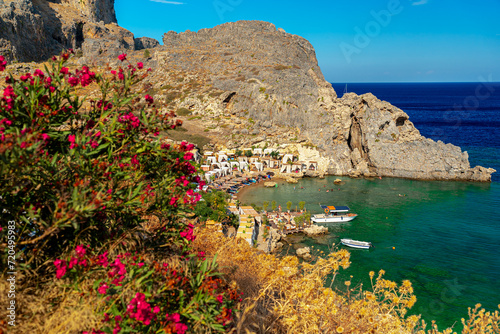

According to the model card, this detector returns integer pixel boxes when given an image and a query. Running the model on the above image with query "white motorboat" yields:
[311,205,358,223]
[340,239,372,249]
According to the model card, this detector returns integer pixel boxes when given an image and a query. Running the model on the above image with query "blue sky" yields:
[115,0,500,83]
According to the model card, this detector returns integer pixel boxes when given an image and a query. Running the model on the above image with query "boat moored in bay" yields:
[340,239,372,249]
[311,205,358,223]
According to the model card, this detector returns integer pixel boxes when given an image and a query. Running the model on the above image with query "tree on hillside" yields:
[299,201,306,212]
[286,201,292,212]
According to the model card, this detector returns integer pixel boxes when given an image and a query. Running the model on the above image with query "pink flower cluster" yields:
[2,85,16,111]
[107,257,127,285]
[165,313,188,334]
[127,292,159,325]
[68,134,77,149]
[60,65,96,87]
[180,224,195,242]
[54,259,67,279]
[0,55,6,72]
[54,245,87,279]
[118,112,142,130]
[179,141,195,152]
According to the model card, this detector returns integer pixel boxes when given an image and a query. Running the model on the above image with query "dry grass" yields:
[0,275,101,334]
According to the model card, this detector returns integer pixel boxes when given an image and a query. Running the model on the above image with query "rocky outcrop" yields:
[296,247,311,260]
[62,0,116,24]
[0,0,143,62]
[153,21,494,182]
[303,225,328,237]
[134,37,160,50]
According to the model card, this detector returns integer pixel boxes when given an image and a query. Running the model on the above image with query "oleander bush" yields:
[0,52,240,333]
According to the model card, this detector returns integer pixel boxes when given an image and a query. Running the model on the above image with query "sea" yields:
[238,82,500,331]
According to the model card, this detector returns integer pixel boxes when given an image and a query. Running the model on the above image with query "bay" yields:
[238,82,500,330]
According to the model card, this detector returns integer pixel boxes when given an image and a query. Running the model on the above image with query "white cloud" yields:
[411,0,428,5]
[149,0,185,4]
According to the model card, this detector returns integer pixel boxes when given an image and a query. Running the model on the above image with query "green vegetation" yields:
[271,200,277,211]
[286,201,292,212]
[299,201,306,211]
[143,48,150,58]
[195,190,237,226]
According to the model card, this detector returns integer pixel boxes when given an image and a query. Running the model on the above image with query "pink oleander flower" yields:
[184,152,193,161]
[60,67,69,75]
[171,313,181,323]
[217,294,224,303]
[137,62,143,69]
[33,69,44,78]
[68,76,79,87]
[131,155,139,166]
[54,259,67,279]
[118,54,127,62]
[94,131,101,137]
[20,142,27,149]
[144,94,154,104]
[127,293,156,325]
[175,323,188,334]
[41,133,50,141]
[98,282,109,295]
[75,245,86,258]
[68,257,78,269]
[0,55,6,72]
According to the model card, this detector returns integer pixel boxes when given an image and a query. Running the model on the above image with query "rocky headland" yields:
[0,1,495,181]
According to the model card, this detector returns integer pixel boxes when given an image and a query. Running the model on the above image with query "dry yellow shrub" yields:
[193,228,500,334]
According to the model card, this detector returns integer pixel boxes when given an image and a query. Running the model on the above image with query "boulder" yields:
[296,247,311,260]
[303,225,328,236]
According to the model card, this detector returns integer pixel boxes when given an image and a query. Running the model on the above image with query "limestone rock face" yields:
[0,0,134,62]
[155,20,494,181]
[62,0,116,24]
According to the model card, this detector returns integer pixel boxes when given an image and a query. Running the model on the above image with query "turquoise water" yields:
[238,176,500,330]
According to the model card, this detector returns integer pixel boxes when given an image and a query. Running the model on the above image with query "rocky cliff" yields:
[152,21,494,181]
[0,0,155,62]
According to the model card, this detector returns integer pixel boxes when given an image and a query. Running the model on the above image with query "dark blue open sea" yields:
[240,82,500,331]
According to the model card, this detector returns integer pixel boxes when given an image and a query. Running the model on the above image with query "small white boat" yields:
[340,239,372,249]
[311,205,358,223]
